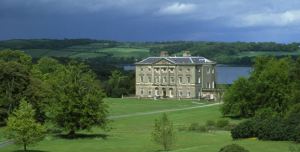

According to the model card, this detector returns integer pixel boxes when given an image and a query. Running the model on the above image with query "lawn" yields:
[0,98,297,152]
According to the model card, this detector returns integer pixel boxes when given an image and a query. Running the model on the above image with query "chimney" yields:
[183,51,191,57]
[160,51,169,57]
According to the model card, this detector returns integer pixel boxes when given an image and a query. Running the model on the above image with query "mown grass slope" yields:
[0,98,296,152]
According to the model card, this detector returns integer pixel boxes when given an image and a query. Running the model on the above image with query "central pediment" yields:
[153,58,174,65]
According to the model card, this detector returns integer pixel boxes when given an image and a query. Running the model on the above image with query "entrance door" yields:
[162,88,167,98]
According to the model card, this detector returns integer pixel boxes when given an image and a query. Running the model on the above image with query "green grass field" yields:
[0,98,297,152]
[22,46,150,59]
[236,50,300,57]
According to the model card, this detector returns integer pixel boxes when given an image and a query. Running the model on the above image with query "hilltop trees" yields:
[152,113,175,151]
[6,99,46,151]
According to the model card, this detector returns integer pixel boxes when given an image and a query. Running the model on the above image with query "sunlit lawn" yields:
[0,98,297,152]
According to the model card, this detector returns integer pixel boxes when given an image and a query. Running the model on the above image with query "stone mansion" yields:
[135,51,217,99]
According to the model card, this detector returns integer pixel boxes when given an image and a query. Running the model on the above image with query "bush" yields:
[198,125,208,132]
[206,120,216,127]
[231,120,255,139]
[188,123,200,131]
[256,117,288,141]
[219,144,249,152]
[216,119,230,128]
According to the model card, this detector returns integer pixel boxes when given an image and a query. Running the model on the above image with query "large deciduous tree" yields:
[222,56,294,118]
[48,61,108,137]
[0,50,51,125]
[6,99,46,151]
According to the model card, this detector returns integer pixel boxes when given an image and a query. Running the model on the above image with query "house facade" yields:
[135,52,217,99]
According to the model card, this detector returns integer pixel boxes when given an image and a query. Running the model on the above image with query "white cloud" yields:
[157,2,197,15]
[236,10,300,27]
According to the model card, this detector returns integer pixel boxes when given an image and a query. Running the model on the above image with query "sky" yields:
[1,0,300,42]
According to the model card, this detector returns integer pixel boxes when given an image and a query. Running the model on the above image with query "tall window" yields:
[148,76,152,83]
[148,90,151,95]
[179,77,183,83]
[141,89,143,95]
[187,77,190,83]
[170,77,175,83]
[179,91,183,97]
[212,81,215,89]
[140,76,144,82]
[207,67,210,74]
[198,77,201,83]
[212,69,214,74]
[163,77,167,83]
[157,76,160,83]
[187,92,191,97]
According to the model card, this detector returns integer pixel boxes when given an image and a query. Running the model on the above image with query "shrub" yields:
[198,125,208,132]
[216,119,230,128]
[206,120,216,127]
[188,123,200,131]
[219,144,249,152]
[257,117,289,141]
[231,120,255,139]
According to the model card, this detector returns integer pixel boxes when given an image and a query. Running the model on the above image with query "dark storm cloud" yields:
[1,0,300,42]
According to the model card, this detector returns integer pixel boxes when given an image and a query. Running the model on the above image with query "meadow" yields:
[22,44,150,59]
[0,98,297,152]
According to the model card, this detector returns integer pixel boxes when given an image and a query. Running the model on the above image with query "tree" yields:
[152,113,175,151]
[49,62,108,137]
[106,70,131,97]
[6,99,46,151]
[222,57,294,118]
[0,50,32,126]
[222,77,254,117]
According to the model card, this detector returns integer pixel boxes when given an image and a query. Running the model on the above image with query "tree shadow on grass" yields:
[56,133,109,140]
[13,150,48,152]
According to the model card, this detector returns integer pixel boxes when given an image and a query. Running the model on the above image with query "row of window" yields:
[140,89,191,97]
[139,67,214,74]
[140,76,203,84]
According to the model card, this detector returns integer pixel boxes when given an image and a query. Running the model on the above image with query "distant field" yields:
[21,44,150,59]
[237,50,300,57]
[0,98,297,152]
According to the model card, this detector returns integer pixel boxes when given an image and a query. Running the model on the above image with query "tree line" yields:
[222,56,300,142]
[0,50,109,150]
[1,39,299,65]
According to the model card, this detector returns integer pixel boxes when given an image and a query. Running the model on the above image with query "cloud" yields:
[156,2,197,15]
[234,10,300,27]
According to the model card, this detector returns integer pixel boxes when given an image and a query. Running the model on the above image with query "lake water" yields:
[123,65,251,84]
[216,65,251,84]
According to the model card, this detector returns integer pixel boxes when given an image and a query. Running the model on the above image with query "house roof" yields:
[136,56,215,65]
